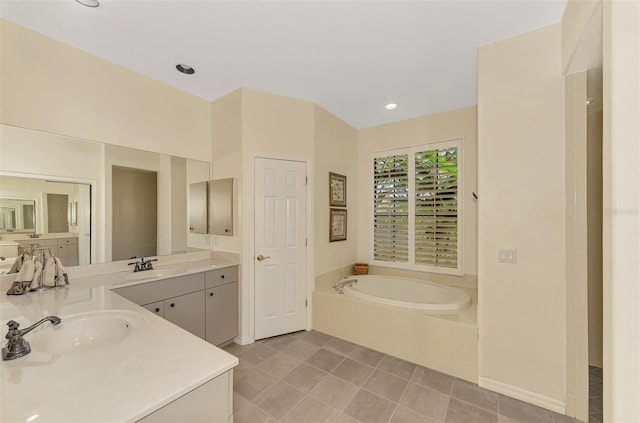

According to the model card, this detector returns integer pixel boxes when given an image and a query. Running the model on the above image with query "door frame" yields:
[242,152,314,344]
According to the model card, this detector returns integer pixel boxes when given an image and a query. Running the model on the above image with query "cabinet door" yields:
[142,301,165,318]
[165,291,205,339]
[205,282,238,346]
[57,244,78,266]
[208,178,233,236]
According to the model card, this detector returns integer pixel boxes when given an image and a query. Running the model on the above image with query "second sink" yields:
[122,267,179,281]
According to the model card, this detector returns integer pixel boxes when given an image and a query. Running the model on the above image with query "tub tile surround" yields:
[227,330,583,423]
[312,280,478,382]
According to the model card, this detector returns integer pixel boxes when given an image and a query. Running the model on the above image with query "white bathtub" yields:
[338,275,471,312]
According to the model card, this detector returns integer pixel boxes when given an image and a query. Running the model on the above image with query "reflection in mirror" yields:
[47,193,69,233]
[0,124,211,265]
[112,166,158,261]
[0,198,35,233]
[0,175,92,265]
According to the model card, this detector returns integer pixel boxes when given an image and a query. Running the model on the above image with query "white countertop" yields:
[0,255,239,423]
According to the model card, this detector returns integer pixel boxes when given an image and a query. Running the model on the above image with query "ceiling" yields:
[0,0,567,129]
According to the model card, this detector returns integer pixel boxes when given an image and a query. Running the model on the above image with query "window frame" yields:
[369,138,464,276]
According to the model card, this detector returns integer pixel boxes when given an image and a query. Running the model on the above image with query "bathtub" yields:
[314,273,478,382]
[338,275,471,312]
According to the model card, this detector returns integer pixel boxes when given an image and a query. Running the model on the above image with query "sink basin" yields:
[122,267,179,281]
[32,310,144,354]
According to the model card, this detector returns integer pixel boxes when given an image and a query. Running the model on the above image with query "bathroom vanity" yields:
[0,255,239,423]
[113,266,238,346]
[15,236,79,266]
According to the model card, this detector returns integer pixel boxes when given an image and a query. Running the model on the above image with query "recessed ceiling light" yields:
[75,0,100,8]
[176,64,195,75]
[385,103,398,110]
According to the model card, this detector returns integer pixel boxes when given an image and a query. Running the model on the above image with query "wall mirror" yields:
[0,124,211,265]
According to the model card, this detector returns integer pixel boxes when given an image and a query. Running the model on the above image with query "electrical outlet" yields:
[498,248,517,264]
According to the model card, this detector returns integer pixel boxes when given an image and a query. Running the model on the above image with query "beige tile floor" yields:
[224,330,583,423]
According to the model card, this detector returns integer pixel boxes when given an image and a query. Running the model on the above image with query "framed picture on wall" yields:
[329,208,347,242]
[329,172,347,207]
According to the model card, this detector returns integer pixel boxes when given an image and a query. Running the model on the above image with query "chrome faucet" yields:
[331,277,358,294]
[2,316,62,360]
[128,257,158,272]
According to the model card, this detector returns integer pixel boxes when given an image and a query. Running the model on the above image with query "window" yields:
[371,139,462,275]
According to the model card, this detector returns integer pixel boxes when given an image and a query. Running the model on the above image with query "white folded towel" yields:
[15,259,35,283]
[8,253,30,274]
[29,260,43,291]
[42,256,57,287]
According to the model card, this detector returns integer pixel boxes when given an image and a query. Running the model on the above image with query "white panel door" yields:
[254,158,307,340]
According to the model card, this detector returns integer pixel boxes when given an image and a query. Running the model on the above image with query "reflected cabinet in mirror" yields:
[0,124,211,265]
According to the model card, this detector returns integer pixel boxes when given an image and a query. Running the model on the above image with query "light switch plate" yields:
[498,248,517,264]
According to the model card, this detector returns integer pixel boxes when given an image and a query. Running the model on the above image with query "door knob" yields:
[256,255,271,261]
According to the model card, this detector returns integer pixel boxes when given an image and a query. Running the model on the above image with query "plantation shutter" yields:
[372,154,409,263]
[371,139,461,275]
[414,146,459,269]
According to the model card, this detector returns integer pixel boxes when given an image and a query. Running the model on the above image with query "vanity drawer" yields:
[114,273,205,306]
[58,237,78,245]
[205,266,238,289]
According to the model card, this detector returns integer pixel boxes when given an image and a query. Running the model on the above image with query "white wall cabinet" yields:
[113,266,238,346]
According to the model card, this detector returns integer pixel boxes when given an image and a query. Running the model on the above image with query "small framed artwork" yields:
[329,208,347,242]
[329,172,347,207]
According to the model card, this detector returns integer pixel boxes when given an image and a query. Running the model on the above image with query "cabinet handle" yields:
[154,308,160,312]
[221,275,225,279]
[170,303,176,308]
[209,292,214,297]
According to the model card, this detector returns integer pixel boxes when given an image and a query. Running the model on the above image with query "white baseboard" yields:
[234,335,253,346]
[478,377,565,414]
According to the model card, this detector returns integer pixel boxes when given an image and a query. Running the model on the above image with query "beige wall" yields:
[356,106,478,283]
[0,18,211,161]
[562,0,602,73]
[602,1,640,421]
[210,89,243,254]
[477,23,566,409]
[314,106,359,276]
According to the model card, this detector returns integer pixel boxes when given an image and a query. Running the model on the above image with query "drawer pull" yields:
[170,303,176,308]
[209,292,214,297]
[154,308,160,313]
[221,275,225,279]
